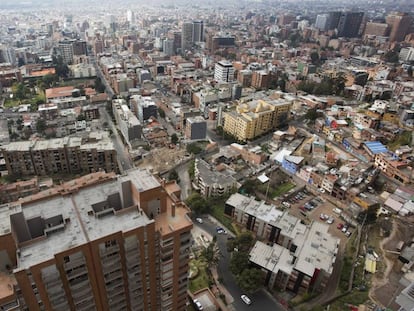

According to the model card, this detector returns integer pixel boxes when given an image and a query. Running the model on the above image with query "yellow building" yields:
[223,99,291,141]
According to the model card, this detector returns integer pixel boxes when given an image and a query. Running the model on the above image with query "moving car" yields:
[195,218,203,224]
[241,294,252,305]
[216,227,226,234]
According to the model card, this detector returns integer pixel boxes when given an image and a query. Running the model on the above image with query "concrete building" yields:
[374,152,413,184]
[130,96,158,123]
[223,99,291,142]
[181,22,193,52]
[185,117,207,140]
[162,39,175,56]
[396,282,414,311]
[112,99,142,147]
[400,47,414,62]
[194,158,237,198]
[58,40,74,64]
[337,12,364,38]
[386,12,412,42]
[363,22,390,37]
[224,193,339,294]
[315,14,330,31]
[192,21,204,43]
[0,169,193,311]
[0,133,119,177]
[214,61,235,83]
[251,71,270,90]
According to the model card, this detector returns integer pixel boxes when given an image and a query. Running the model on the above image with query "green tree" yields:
[201,236,220,269]
[188,160,195,180]
[52,55,69,78]
[229,252,250,275]
[36,118,47,134]
[158,108,166,118]
[185,193,209,215]
[383,50,399,63]
[227,232,254,253]
[186,143,202,155]
[358,204,380,225]
[168,169,180,183]
[310,51,320,66]
[12,83,28,100]
[94,77,106,93]
[42,74,57,88]
[171,133,179,144]
[236,268,262,294]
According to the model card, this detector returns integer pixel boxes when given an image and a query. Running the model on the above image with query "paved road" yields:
[90,55,115,98]
[195,217,286,311]
[100,107,133,172]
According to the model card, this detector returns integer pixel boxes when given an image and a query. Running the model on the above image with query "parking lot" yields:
[285,190,352,242]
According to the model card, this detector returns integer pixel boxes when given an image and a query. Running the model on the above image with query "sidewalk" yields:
[211,267,235,311]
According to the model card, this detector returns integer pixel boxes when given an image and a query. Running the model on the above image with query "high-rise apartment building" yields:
[0,169,193,311]
[57,40,87,65]
[327,12,342,30]
[214,61,235,82]
[181,22,193,53]
[337,12,364,38]
[0,46,16,65]
[386,12,412,42]
[163,39,174,56]
[364,22,390,37]
[72,40,87,56]
[192,21,204,43]
[315,14,330,31]
[58,40,74,64]
[223,99,292,141]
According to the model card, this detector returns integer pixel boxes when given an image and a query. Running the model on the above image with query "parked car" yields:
[193,299,203,310]
[216,227,226,234]
[282,201,291,208]
[196,218,203,224]
[326,217,334,224]
[241,294,252,305]
[345,231,352,237]
[337,223,344,230]
[320,213,328,221]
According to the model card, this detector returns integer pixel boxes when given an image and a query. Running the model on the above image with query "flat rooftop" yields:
[0,169,177,272]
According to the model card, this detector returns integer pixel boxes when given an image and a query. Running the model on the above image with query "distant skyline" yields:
[1,0,414,10]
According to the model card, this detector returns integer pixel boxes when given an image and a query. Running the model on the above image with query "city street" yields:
[100,107,133,172]
[194,217,287,311]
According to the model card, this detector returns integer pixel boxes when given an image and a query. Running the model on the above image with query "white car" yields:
[193,299,203,310]
[241,294,252,305]
[326,216,334,224]
[195,218,203,224]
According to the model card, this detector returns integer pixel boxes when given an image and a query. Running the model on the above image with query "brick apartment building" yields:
[0,169,193,311]
[0,134,119,177]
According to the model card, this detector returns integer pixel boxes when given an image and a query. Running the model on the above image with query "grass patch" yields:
[188,260,210,293]
[327,290,369,311]
[257,181,295,198]
[387,131,412,151]
[4,98,21,108]
[210,203,234,233]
